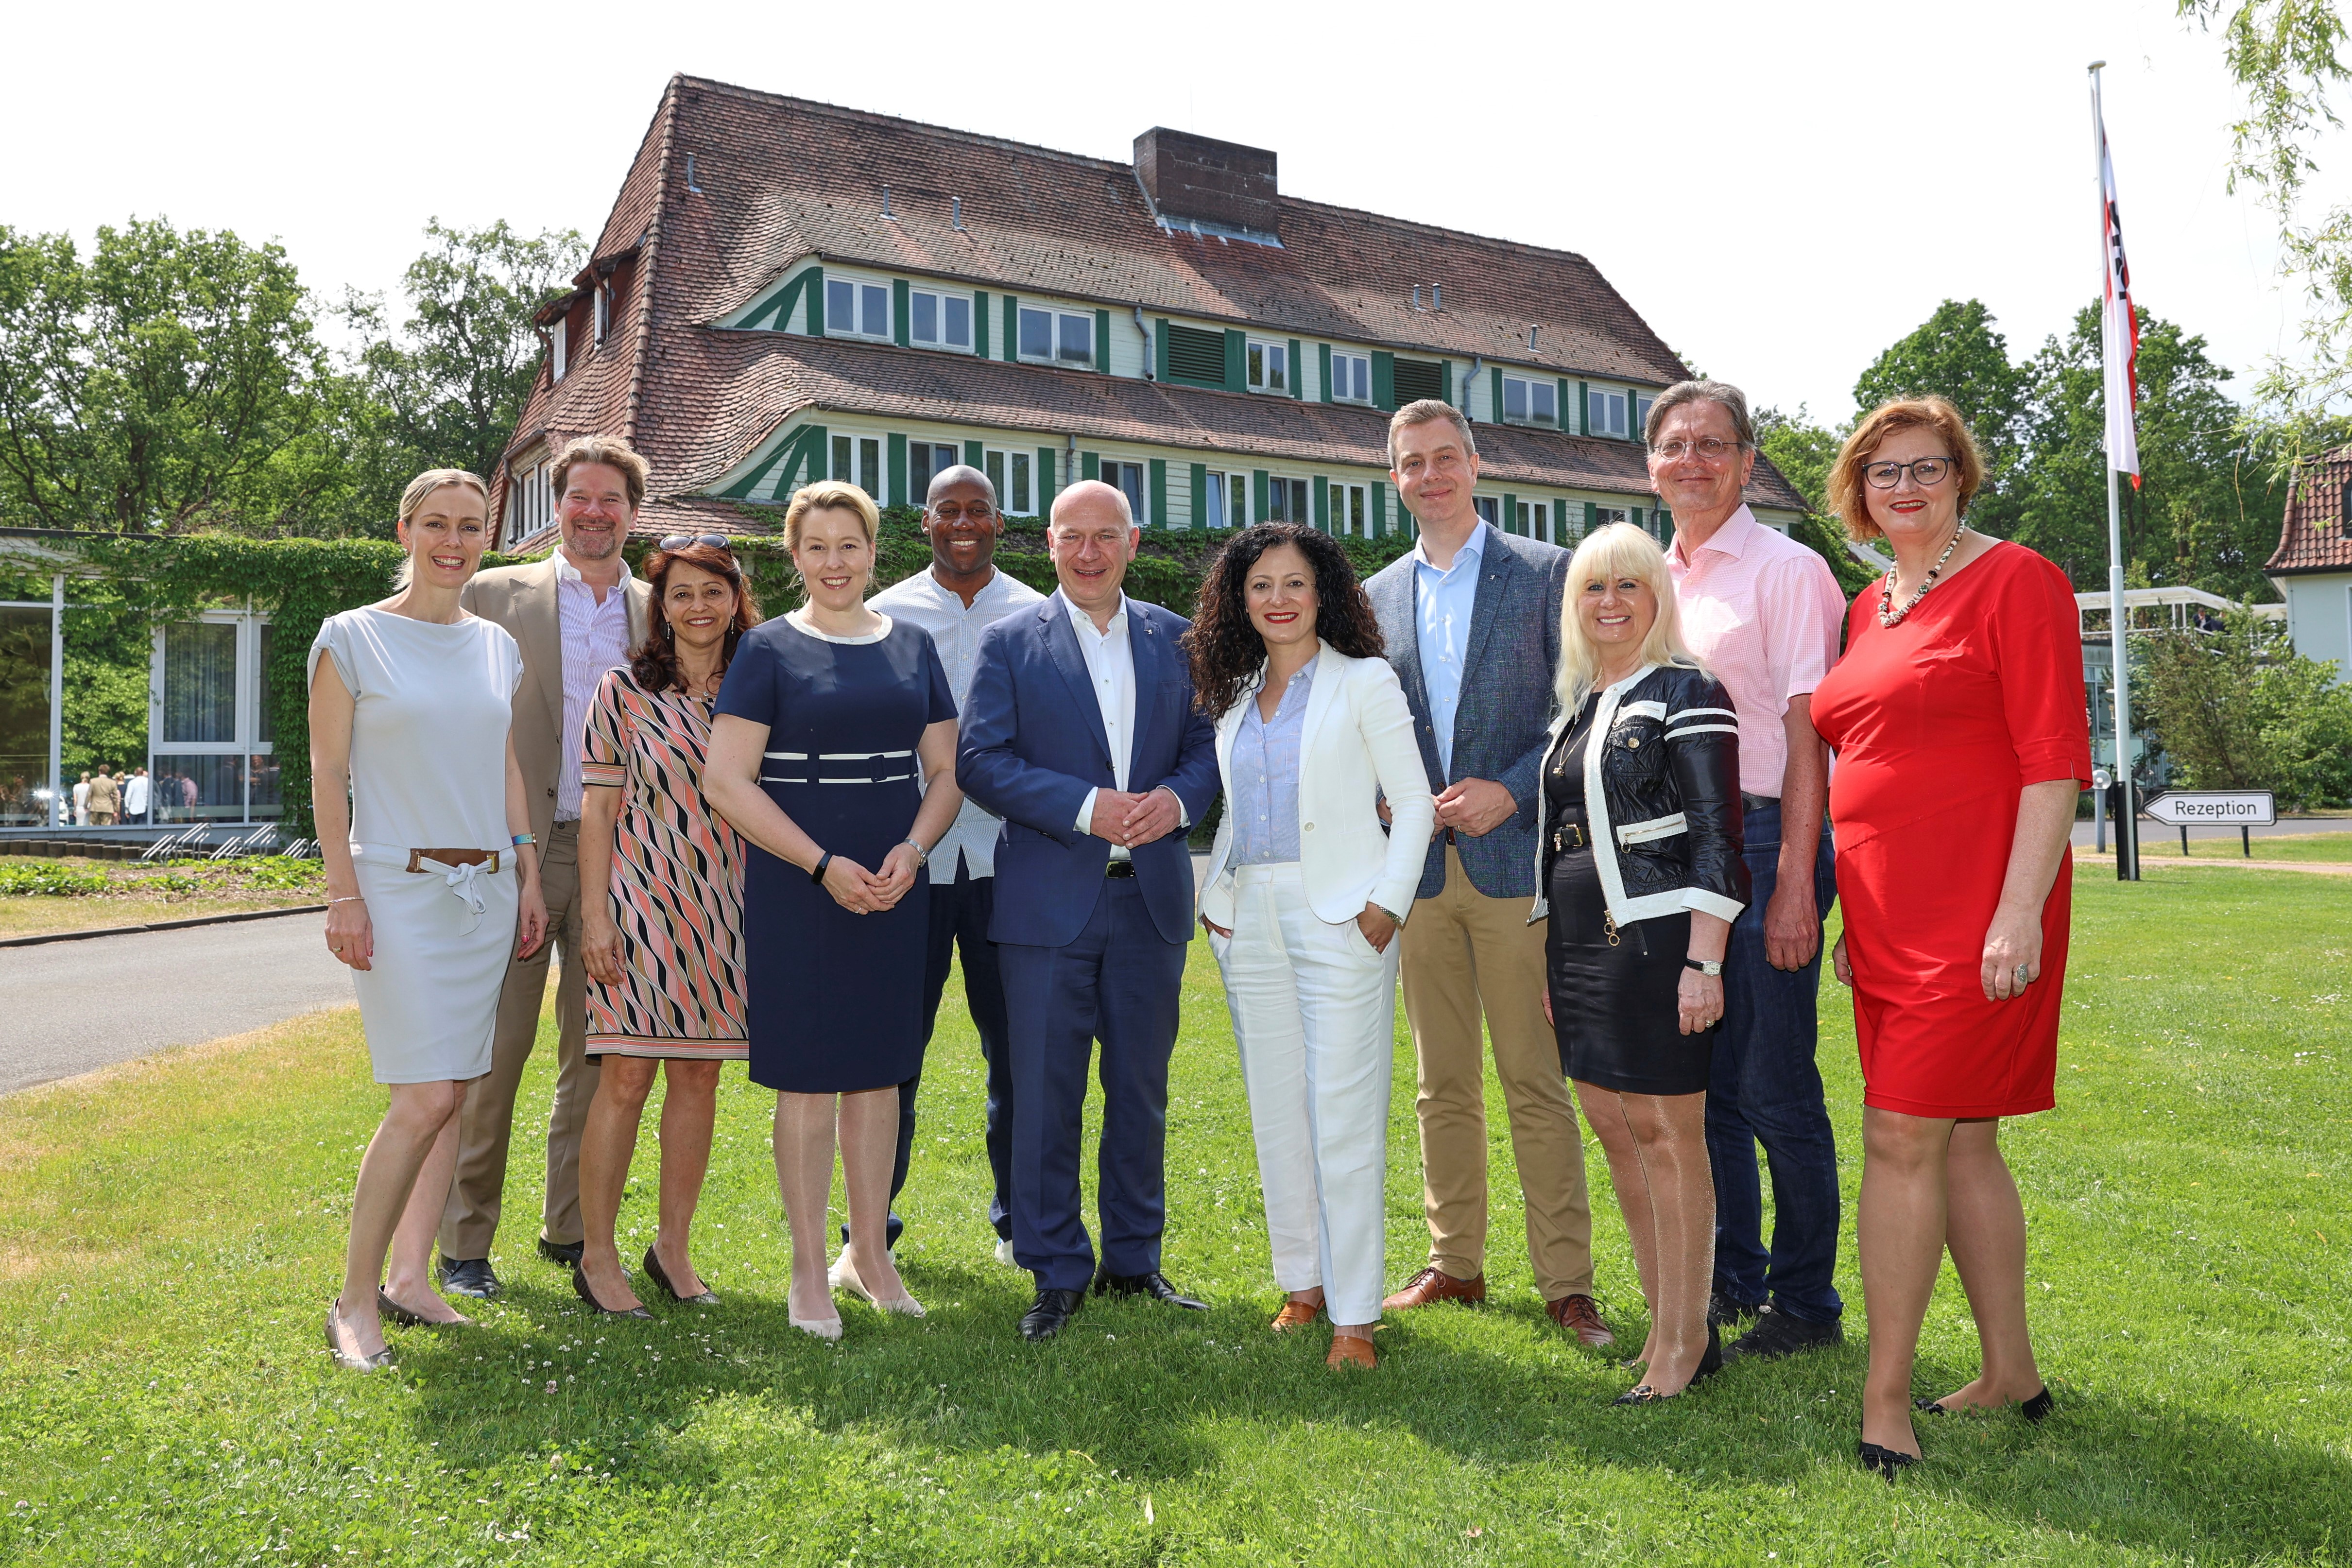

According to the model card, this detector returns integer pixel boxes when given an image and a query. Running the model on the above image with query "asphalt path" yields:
[0,911,352,1096]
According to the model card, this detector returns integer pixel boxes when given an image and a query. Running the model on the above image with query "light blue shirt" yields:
[1231,660,1315,865]
[1412,523,1488,780]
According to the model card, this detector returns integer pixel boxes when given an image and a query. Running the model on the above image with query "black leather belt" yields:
[1443,827,1459,846]
[1740,792,1779,813]
[1549,822,1590,854]
[1104,859,1136,879]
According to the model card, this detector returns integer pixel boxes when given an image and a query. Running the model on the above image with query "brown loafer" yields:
[1382,1266,1487,1310]
[1326,1334,1377,1370]
[1270,1299,1322,1332]
[1547,1292,1617,1348]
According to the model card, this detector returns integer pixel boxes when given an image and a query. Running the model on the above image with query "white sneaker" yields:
[995,1238,1017,1267]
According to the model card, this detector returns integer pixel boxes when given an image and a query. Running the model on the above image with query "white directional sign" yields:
[2140,790,2275,827]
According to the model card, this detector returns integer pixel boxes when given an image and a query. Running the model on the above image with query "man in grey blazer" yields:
[435,436,652,1298]
[1363,400,1613,1347]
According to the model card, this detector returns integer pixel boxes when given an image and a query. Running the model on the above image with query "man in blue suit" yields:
[958,480,1222,1342]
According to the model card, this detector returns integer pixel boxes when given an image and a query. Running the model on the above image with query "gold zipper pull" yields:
[1604,910,1619,948]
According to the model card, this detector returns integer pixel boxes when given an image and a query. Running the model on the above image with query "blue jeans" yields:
[1705,798,1844,1324]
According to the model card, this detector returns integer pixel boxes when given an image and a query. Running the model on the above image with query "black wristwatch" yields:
[809,851,834,887]
[1683,958,1722,977]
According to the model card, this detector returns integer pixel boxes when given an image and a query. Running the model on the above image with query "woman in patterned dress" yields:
[571,537,761,1316]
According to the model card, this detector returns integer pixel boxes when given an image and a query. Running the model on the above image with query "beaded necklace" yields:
[1877,525,1967,628]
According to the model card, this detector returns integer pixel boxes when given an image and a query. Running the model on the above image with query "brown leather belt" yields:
[406,847,501,875]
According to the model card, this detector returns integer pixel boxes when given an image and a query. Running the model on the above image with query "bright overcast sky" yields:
[11,0,2344,426]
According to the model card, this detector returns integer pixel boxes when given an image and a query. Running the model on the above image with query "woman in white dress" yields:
[310,468,549,1371]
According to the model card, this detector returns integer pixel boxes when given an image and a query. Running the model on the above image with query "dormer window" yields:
[1246,338,1288,395]
[827,278,891,340]
[594,281,611,345]
[1018,306,1094,365]
[551,318,568,383]
[909,288,972,350]
[1588,388,1629,439]
[1330,352,1372,404]
[1502,374,1557,427]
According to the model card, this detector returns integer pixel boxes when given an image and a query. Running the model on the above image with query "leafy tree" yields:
[1753,404,1878,596]
[0,219,351,532]
[2139,612,2352,806]
[2013,304,2290,597]
[1851,299,2030,535]
[344,221,582,523]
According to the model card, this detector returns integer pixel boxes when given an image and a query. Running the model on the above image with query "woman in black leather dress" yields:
[1533,523,1750,1404]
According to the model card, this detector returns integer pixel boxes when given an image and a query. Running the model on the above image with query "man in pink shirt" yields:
[1651,380,1850,1361]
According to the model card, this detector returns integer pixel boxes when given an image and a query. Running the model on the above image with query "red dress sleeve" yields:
[1992,550,2093,789]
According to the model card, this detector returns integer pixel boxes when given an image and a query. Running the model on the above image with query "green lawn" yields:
[1,865,2347,1564]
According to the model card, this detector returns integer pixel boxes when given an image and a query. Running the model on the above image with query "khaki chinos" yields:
[1401,842,1595,1300]
[438,557,647,1260]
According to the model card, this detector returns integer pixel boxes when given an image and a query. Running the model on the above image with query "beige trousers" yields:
[1399,844,1595,1299]
[438,819,598,1258]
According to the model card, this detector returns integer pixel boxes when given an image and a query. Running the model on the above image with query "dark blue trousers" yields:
[889,862,1014,1238]
[1706,798,1846,1324]
[998,876,1187,1293]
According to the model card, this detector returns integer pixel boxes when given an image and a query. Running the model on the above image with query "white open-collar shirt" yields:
[1062,592,1186,860]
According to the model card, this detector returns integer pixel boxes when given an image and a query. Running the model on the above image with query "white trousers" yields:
[1210,861,1398,1326]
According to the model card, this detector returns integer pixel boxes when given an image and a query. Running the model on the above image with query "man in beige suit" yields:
[435,435,653,1297]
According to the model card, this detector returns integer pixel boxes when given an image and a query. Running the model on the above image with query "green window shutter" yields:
[1584,500,1598,533]
[1038,447,1058,510]
[1149,459,1167,529]
[975,291,991,358]
[1224,329,1247,393]
[1156,319,1172,382]
[1288,338,1304,399]
[1002,295,1020,362]
[1555,498,1570,541]
[887,433,908,509]
[1372,351,1396,411]
[1440,361,1453,407]
[964,440,984,471]
[1095,309,1112,373]
[1372,482,1389,539]
[1502,491,1518,534]
[1190,462,1206,528]
[1313,476,1329,531]
[1492,367,1505,423]
[1082,451,1100,482]
[892,280,911,348]
[1319,343,1333,404]
[1577,380,1590,436]
[1252,469,1269,521]
[1557,379,1572,432]
[803,266,826,334]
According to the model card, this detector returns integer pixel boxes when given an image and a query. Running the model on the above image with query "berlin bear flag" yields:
[2094,69,2141,484]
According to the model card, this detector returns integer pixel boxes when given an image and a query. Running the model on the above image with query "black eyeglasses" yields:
[658,533,734,552]
[1861,457,1956,490]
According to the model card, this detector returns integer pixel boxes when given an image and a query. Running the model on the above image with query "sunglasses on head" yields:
[658,533,734,552]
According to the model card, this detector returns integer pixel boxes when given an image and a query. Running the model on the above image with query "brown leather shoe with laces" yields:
[1381,1267,1488,1310]
[1547,1293,1616,1348]
[1270,1300,1322,1331]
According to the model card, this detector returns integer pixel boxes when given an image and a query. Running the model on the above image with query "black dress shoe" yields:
[837,1212,906,1252]
[643,1246,719,1307]
[1093,1270,1208,1310]
[1858,1440,1919,1478]
[1689,1322,1724,1385]
[538,1235,585,1268]
[1917,1385,2054,1422]
[435,1255,500,1298]
[1726,1303,1844,1361]
[1020,1287,1085,1342]
[1706,1287,1761,1331]
[572,1264,652,1319]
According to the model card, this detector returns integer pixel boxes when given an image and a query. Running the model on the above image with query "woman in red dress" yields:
[1810,397,2090,1477]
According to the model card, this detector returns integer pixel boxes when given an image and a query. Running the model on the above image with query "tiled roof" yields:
[2269,447,2352,574]
[493,73,1807,528]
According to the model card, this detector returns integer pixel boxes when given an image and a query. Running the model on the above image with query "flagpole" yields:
[2091,60,2141,881]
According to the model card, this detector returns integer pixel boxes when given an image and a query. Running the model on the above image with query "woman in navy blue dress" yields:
[705,482,961,1339]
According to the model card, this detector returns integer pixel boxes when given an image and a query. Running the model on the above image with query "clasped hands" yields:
[1088,786,1183,850]
[816,841,925,915]
[1376,776,1517,838]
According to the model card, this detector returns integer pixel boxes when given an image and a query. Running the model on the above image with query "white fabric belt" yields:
[1615,812,1688,846]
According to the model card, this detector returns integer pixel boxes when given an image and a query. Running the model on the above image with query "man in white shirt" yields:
[868,465,1044,1263]
[438,437,651,1299]
[122,767,151,825]
[957,481,1222,1341]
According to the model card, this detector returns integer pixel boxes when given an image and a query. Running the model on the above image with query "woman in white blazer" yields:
[1187,524,1435,1371]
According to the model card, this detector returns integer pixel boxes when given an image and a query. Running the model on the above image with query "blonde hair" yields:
[1554,522,1702,713]
[783,480,880,551]
[394,468,491,587]
[1828,396,1987,542]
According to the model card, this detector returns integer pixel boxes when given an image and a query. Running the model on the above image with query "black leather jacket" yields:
[1532,662,1750,928]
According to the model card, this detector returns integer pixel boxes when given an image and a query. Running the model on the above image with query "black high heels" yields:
[1915,1385,2053,1422]
[1858,1440,1919,1478]
[1610,1323,1723,1406]
[643,1246,720,1307]
[572,1264,652,1319]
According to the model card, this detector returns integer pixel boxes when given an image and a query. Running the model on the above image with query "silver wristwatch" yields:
[901,838,930,869]
[1683,958,1722,977]
[1370,901,1405,929]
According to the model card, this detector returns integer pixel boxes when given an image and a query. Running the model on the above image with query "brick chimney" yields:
[1133,129,1280,237]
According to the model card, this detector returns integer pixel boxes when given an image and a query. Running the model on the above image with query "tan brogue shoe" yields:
[1381,1267,1488,1310]
[1546,1293,1617,1348]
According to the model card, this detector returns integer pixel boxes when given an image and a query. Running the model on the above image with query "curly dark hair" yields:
[1185,523,1384,718]
[630,541,763,694]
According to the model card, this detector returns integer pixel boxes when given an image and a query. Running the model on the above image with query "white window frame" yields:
[1588,388,1629,440]
[984,447,1036,516]
[1334,481,1372,537]
[909,441,960,500]
[831,432,884,497]
[1246,337,1289,395]
[1502,374,1558,427]
[908,287,973,351]
[1100,460,1147,526]
[1329,351,1372,405]
[1634,393,1656,438]
[1266,475,1310,525]
[504,457,554,548]
[827,278,892,341]
[550,317,567,383]
[148,606,278,827]
[1515,498,1554,543]
[1473,496,1500,527]
[1018,306,1095,366]
[1204,469,1249,529]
